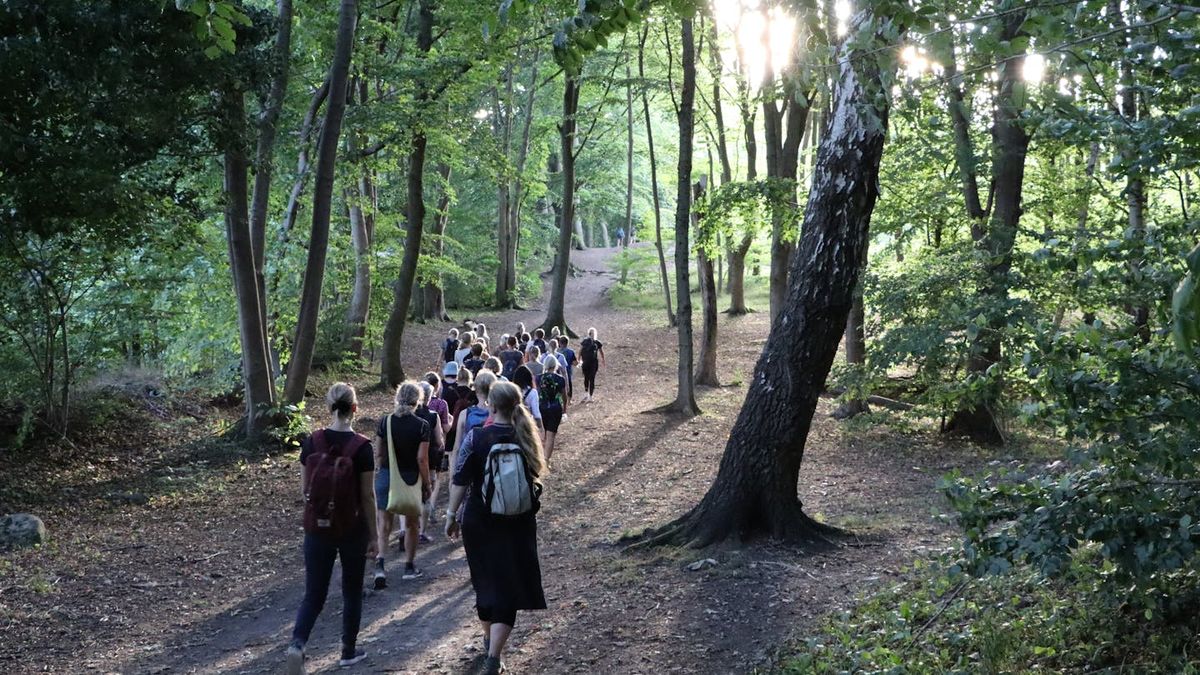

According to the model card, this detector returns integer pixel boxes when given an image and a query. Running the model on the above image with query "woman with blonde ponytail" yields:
[445,381,547,675]
[372,381,431,587]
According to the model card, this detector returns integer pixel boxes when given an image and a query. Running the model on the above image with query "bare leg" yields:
[544,431,557,463]
[375,509,391,560]
[404,521,419,566]
[488,623,513,658]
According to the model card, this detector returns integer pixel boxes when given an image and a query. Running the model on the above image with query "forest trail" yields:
[4,244,972,675]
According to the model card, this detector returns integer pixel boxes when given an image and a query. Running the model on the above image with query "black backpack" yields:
[580,337,598,362]
[539,373,564,409]
[442,338,458,363]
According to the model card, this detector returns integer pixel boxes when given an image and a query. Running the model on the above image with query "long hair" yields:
[394,381,421,417]
[473,370,497,402]
[489,382,546,477]
[512,364,534,391]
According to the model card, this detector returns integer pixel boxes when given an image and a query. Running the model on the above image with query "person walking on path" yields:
[416,381,447,542]
[558,336,577,402]
[538,355,568,463]
[446,381,548,675]
[286,383,378,673]
[578,327,606,402]
[512,365,544,434]
[372,382,431,587]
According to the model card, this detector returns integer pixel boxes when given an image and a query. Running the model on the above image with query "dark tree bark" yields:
[670,17,700,415]
[380,0,434,387]
[494,70,515,307]
[946,12,1031,444]
[639,25,675,327]
[946,55,988,233]
[632,15,896,547]
[221,84,275,434]
[695,178,719,387]
[541,74,581,336]
[282,0,356,404]
[762,62,810,325]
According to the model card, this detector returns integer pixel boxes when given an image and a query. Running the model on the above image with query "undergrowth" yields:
[776,554,1200,674]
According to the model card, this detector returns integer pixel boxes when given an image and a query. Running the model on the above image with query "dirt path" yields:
[2,244,981,674]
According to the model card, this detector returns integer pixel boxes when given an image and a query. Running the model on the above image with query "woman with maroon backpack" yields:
[286,383,378,674]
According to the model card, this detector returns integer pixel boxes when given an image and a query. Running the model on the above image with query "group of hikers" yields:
[285,320,607,675]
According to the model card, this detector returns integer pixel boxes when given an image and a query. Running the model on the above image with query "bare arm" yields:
[433,421,446,456]
[359,471,379,558]
[418,441,431,487]
[599,346,606,367]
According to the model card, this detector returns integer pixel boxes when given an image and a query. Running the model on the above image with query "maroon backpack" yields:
[303,430,369,538]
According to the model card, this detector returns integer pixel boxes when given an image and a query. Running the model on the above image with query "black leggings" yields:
[292,530,367,650]
[477,605,518,627]
[582,362,598,395]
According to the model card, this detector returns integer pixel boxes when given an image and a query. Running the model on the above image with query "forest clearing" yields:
[3,0,1200,673]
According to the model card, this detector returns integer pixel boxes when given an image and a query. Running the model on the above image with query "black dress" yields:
[452,423,546,617]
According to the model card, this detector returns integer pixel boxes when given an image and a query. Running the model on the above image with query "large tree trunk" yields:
[670,17,699,415]
[541,74,580,336]
[946,12,1030,444]
[380,0,434,387]
[633,15,896,547]
[282,0,356,404]
[221,85,275,435]
[639,25,675,327]
[695,180,719,387]
[573,216,587,250]
[494,71,515,308]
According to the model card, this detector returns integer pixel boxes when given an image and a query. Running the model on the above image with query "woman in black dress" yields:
[445,381,547,675]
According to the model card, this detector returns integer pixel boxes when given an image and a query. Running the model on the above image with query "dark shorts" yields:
[541,404,563,433]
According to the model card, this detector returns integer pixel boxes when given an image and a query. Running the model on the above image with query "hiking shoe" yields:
[401,564,423,580]
[338,648,367,667]
[372,558,387,590]
[285,642,305,675]
[482,656,505,674]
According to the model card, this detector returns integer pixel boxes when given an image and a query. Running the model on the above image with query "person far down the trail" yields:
[287,383,378,673]
[446,381,548,675]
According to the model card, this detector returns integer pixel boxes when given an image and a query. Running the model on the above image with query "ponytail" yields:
[393,381,421,417]
[488,381,546,478]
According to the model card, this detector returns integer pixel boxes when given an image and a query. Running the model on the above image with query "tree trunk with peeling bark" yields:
[632,16,896,547]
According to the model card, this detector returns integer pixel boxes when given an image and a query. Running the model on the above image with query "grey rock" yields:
[1,513,46,550]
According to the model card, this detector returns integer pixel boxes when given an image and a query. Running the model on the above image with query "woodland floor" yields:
[0,244,1018,674]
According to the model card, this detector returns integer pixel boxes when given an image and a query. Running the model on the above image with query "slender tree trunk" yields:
[671,17,699,415]
[380,0,434,387]
[633,15,897,547]
[946,56,988,232]
[833,242,869,419]
[761,54,809,324]
[343,170,374,357]
[422,163,453,322]
[600,220,611,249]
[946,13,1030,443]
[695,180,719,387]
[221,85,275,434]
[573,216,587,250]
[249,0,293,377]
[542,74,580,336]
[625,60,635,242]
[1109,0,1149,338]
[494,72,515,308]
[503,50,540,305]
[639,25,675,327]
[282,0,357,404]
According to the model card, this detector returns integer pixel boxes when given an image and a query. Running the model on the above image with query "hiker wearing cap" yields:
[537,355,568,463]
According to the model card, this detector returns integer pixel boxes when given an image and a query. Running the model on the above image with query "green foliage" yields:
[780,554,1200,673]
[945,327,1200,615]
[694,178,797,254]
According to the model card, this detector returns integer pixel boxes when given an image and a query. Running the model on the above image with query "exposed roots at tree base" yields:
[722,307,754,315]
[621,504,845,552]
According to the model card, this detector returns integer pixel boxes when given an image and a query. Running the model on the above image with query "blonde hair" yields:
[457,366,474,388]
[473,370,497,401]
[550,326,561,338]
[489,382,546,478]
[393,381,421,417]
[326,382,357,419]
[541,354,559,372]
[449,328,459,338]
[587,327,597,339]
[462,331,476,345]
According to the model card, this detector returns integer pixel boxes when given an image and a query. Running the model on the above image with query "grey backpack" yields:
[483,442,538,516]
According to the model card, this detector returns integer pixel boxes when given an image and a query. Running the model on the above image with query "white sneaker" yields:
[286,643,305,675]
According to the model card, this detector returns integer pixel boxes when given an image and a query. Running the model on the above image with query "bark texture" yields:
[695,181,719,387]
[671,18,699,415]
[541,74,581,336]
[283,0,357,403]
[639,25,675,327]
[633,17,895,547]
